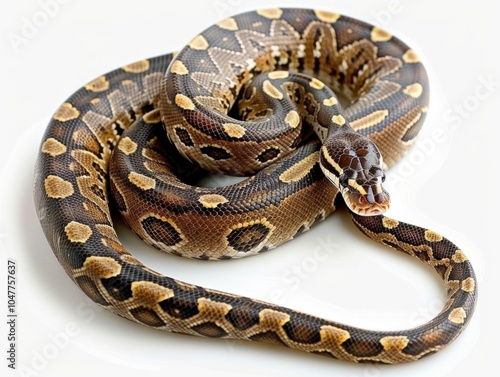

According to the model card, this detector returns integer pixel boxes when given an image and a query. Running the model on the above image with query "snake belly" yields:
[33,8,477,364]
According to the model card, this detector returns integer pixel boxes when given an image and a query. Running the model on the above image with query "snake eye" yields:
[339,174,349,187]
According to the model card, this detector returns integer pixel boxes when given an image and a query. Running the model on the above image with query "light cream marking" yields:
[95,224,118,240]
[90,98,101,105]
[263,80,283,99]
[322,97,338,106]
[131,281,175,305]
[82,256,121,279]
[402,49,420,63]
[217,17,238,31]
[424,229,443,242]
[198,194,228,209]
[452,249,468,263]
[448,307,466,324]
[371,27,392,42]
[284,110,300,128]
[170,60,189,75]
[256,8,283,19]
[309,78,325,89]
[382,217,399,229]
[259,308,290,328]
[403,83,424,98]
[54,102,80,122]
[314,10,341,23]
[175,94,196,110]
[41,137,66,157]
[44,175,74,199]
[189,34,209,50]
[350,109,389,130]
[118,137,138,155]
[321,147,343,175]
[348,179,367,195]
[380,336,409,351]
[461,277,476,293]
[320,325,350,344]
[279,151,319,183]
[122,60,150,73]
[84,76,110,92]
[128,172,156,190]
[223,123,246,138]
[268,71,289,79]
[331,114,346,126]
[65,221,92,243]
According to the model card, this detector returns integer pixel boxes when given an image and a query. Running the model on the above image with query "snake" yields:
[33,8,477,364]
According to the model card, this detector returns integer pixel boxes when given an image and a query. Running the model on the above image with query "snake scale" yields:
[34,8,477,363]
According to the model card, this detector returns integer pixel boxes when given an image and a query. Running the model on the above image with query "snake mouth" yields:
[342,187,390,216]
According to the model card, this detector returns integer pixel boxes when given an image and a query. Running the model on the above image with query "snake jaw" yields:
[342,184,390,216]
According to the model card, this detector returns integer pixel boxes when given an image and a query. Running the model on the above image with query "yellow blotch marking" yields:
[314,10,341,23]
[382,217,399,229]
[41,137,66,157]
[217,17,238,31]
[263,79,283,99]
[350,109,389,130]
[118,137,138,155]
[331,114,346,126]
[82,256,121,279]
[175,94,196,110]
[257,8,283,19]
[424,229,443,242]
[44,175,74,199]
[403,49,420,63]
[452,249,468,263]
[84,76,109,92]
[280,151,319,183]
[54,102,80,122]
[223,123,246,138]
[189,34,209,50]
[380,336,409,351]
[128,172,156,190]
[268,71,289,79]
[122,60,150,73]
[198,194,228,209]
[448,307,466,324]
[170,60,189,75]
[65,221,92,243]
[322,97,338,106]
[259,308,290,328]
[403,83,424,98]
[320,325,350,344]
[131,281,175,305]
[309,78,325,89]
[90,98,101,105]
[285,110,300,128]
[371,27,392,42]
[198,297,232,317]
[461,277,476,293]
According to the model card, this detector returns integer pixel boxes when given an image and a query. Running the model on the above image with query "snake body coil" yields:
[34,9,476,363]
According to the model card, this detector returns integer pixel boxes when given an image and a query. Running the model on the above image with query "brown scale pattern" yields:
[34,8,476,364]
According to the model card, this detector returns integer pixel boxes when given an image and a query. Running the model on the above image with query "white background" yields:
[1,0,496,376]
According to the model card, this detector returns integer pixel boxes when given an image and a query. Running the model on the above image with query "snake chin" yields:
[342,188,390,216]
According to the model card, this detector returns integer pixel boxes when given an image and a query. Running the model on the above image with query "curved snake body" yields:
[34,9,477,364]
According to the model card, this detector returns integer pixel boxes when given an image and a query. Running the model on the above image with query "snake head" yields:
[320,131,390,216]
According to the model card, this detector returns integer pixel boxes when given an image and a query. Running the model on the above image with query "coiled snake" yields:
[34,8,477,363]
